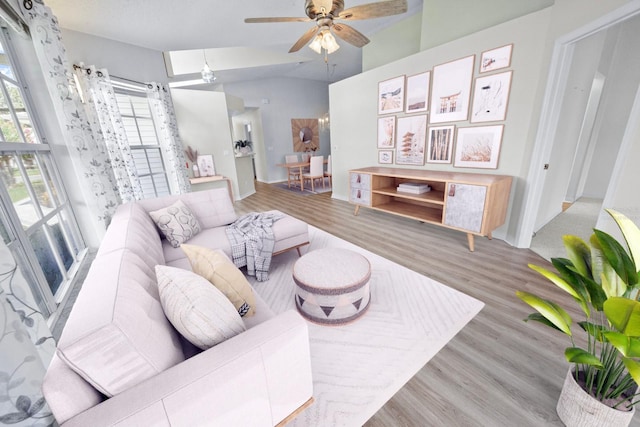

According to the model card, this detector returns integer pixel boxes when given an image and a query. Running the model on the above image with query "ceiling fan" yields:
[245,0,408,54]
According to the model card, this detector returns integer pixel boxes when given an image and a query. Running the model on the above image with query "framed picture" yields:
[197,154,216,176]
[427,125,455,164]
[480,44,513,73]
[378,150,394,164]
[395,115,427,166]
[377,116,396,148]
[291,118,319,152]
[429,55,475,124]
[378,75,405,115]
[405,71,430,113]
[454,125,504,169]
[470,71,513,123]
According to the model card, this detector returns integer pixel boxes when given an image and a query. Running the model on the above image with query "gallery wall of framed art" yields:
[375,44,514,169]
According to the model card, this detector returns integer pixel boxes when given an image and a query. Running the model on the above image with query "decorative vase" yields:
[557,369,635,427]
[192,164,200,178]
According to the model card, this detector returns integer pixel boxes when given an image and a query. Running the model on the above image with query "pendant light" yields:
[201,50,216,83]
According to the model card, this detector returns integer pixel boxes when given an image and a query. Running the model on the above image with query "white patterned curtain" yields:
[145,83,190,194]
[19,2,121,231]
[0,242,56,425]
[74,65,143,202]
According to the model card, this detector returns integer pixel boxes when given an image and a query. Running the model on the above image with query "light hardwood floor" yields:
[237,182,639,427]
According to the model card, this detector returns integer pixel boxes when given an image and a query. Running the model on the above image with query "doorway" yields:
[519,3,640,252]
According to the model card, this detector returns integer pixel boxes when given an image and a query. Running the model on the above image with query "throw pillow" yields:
[155,265,246,350]
[148,200,201,248]
[181,244,256,317]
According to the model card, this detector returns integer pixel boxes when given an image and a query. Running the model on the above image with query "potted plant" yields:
[517,209,640,426]
[234,140,252,155]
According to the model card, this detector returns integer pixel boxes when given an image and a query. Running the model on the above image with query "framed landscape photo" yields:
[197,154,216,176]
[480,44,513,73]
[405,71,430,114]
[429,55,475,124]
[378,75,405,115]
[470,71,513,123]
[377,116,396,148]
[395,115,427,166]
[378,150,394,164]
[427,125,455,164]
[454,125,504,169]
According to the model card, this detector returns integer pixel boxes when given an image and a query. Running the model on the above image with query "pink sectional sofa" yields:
[42,188,313,426]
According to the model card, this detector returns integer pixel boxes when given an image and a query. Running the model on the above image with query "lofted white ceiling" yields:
[46,0,424,84]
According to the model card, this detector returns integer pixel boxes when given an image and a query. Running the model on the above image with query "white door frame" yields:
[516,1,640,248]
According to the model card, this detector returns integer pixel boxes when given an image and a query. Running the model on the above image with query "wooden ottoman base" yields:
[292,248,371,326]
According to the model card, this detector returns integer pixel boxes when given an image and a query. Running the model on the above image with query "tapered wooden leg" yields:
[467,233,475,252]
[296,247,302,257]
[354,205,360,216]
[487,232,492,240]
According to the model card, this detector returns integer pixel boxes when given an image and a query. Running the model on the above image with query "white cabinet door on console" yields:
[349,173,371,206]
[444,183,487,233]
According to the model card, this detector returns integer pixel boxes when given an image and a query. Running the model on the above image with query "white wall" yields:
[363,13,422,71]
[330,9,552,243]
[60,29,167,83]
[223,78,331,183]
[582,16,640,197]
[171,89,240,198]
[420,0,554,50]
[533,29,608,231]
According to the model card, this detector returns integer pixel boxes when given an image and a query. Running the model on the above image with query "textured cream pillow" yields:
[149,200,201,248]
[155,265,245,350]
[181,244,256,317]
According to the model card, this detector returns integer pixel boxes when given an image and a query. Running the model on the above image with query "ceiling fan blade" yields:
[338,0,407,20]
[289,26,320,53]
[245,17,311,23]
[332,23,370,48]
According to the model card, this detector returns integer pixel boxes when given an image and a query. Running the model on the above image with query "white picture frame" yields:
[470,71,513,123]
[427,125,455,164]
[429,55,475,124]
[405,71,430,114]
[378,75,405,115]
[197,154,216,177]
[378,150,394,164]
[395,115,427,166]
[454,125,504,169]
[377,116,396,148]
[480,44,513,73]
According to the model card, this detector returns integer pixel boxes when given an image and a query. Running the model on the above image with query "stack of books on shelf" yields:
[397,182,431,194]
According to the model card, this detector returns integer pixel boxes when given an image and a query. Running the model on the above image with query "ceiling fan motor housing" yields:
[305,0,344,19]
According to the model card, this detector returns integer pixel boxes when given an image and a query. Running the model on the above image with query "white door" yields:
[444,183,487,233]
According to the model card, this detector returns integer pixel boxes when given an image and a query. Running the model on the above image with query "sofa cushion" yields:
[181,244,256,317]
[163,227,232,263]
[138,187,238,230]
[96,202,165,268]
[57,249,185,397]
[156,265,246,350]
[149,200,201,248]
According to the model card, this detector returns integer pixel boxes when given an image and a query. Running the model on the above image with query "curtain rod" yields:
[72,64,156,90]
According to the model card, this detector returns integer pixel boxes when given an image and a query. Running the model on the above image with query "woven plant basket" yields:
[557,369,635,427]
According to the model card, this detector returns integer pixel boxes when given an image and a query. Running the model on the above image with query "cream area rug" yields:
[247,226,484,426]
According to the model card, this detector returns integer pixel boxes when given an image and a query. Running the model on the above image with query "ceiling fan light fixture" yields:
[322,31,340,54]
[309,33,323,54]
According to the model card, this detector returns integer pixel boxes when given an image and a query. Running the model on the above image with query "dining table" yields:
[276,159,327,192]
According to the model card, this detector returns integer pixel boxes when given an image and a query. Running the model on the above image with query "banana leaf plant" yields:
[517,209,640,410]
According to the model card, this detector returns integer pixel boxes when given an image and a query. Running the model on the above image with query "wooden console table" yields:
[189,175,234,201]
[348,167,512,251]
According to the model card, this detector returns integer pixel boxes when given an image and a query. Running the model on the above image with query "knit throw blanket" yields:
[225,212,284,281]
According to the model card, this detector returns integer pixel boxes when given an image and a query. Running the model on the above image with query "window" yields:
[114,88,170,198]
[0,31,86,317]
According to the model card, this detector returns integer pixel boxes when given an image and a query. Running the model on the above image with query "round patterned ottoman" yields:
[292,248,371,325]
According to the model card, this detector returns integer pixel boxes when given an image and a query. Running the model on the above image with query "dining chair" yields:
[285,154,300,188]
[302,155,325,192]
[324,154,332,188]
